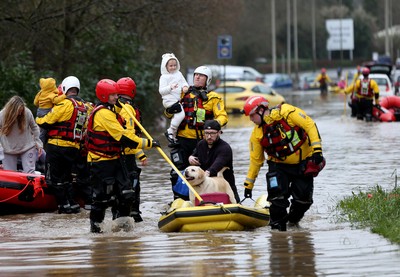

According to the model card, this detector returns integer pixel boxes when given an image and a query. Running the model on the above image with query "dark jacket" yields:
[192,137,239,202]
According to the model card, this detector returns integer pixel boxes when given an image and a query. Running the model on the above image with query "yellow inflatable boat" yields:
[158,193,270,232]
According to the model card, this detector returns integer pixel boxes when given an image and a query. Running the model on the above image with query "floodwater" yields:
[1,90,400,276]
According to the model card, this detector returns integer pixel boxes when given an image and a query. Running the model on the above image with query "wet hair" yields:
[0,95,27,136]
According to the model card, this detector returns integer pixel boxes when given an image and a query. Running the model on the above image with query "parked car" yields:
[214,81,286,114]
[298,73,320,91]
[263,73,293,89]
[359,73,394,98]
[206,65,263,83]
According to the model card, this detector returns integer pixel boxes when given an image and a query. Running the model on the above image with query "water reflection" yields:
[269,231,316,277]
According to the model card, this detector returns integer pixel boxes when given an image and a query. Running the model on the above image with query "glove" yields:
[244,188,253,199]
[151,139,161,148]
[312,152,324,165]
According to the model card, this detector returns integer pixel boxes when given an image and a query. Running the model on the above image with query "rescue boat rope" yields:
[0,178,33,203]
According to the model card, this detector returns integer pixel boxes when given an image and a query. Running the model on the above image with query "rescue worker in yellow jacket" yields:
[115,76,148,222]
[242,96,325,231]
[314,68,332,95]
[348,66,362,117]
[169,65,228,200]
[36,76,87,214]
[344,67,379,121]
[86,79,160,233]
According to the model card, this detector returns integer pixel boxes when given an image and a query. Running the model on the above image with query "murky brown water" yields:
[1,90,400,276]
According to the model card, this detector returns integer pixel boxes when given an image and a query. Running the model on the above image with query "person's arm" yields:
[188,145,201,165]
[207,143,232,176]
[159,75,174,96]
[244,127,265,190]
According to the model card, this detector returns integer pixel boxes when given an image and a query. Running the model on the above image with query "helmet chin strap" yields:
[256,107,267,124]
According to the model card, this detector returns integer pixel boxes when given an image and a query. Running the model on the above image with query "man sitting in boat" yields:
[188,119,239,203]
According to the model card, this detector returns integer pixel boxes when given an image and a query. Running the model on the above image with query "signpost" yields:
[217,35,232,107]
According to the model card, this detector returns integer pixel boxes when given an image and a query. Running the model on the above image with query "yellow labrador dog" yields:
[184,166,237,205]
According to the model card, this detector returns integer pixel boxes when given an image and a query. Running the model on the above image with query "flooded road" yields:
[1,90,400,276]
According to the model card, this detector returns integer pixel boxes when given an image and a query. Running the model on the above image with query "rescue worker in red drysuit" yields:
[242,95,325,231]
[115,76,148,222]
[86,79,160,233]
[36,76,88,214]
[344,67,379,121]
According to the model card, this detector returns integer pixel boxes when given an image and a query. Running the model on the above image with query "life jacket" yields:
[357,79,373,98]
[319,74,328,86]
[132,104,142,136]
[179,90,214,130]
[47,98,87,142]
[119,98,142,136]
[260,118,308,160]
[85,105,124,158]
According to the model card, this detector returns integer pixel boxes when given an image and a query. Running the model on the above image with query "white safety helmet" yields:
[194,66,212,87]
[61,76,80,94]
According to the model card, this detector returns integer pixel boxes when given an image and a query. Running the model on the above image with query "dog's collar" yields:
[196,180,205,187]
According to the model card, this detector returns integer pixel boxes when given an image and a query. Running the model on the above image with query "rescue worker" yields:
[344,67,379,121]
[115,76,148,222]
[36,76,87,214]
[242,96,325,231]
[169,65,228,200]
[348,66,362,117]
[86,79,160,233]
[314,68,332,95]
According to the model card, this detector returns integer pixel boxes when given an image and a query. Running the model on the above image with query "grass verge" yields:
[337,185,400,244]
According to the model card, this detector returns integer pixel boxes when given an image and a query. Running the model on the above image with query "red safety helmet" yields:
[242,95,269,116]
[95,79,119,102]
[321,68,326,73]
[117,77,136,99]
[362,67,370,76]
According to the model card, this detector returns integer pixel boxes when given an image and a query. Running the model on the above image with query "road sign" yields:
[218,35,232,59]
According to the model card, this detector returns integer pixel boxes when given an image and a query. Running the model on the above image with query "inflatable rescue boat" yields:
[372,95,400,122]
[158,193,270,232]
[0,170,57,214]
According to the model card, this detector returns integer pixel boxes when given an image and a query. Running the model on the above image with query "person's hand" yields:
[151,140,161,148]
[312,152,323,165]
[188,155,201,165]
[140,159,148,166]
[37,147,43,158]
[244,187,252,199]
[182,86,189,93]
[205,170,210,177]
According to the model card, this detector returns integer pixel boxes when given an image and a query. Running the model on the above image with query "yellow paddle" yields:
[119,102,203,202]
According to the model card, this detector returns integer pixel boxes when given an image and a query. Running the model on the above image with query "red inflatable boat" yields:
[372,96,400,122]
[0,170,58,214]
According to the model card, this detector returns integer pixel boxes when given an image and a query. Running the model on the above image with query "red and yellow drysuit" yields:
[244,103,323,229]
[36,96,88,213]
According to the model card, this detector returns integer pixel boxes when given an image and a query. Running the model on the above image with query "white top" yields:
[159,53,188,108]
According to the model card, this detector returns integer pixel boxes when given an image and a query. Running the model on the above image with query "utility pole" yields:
[271,0,276,73]
[385,0,390,57]
[287,0,291,75]
[312,0,316,71]
[293,0,299,84]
